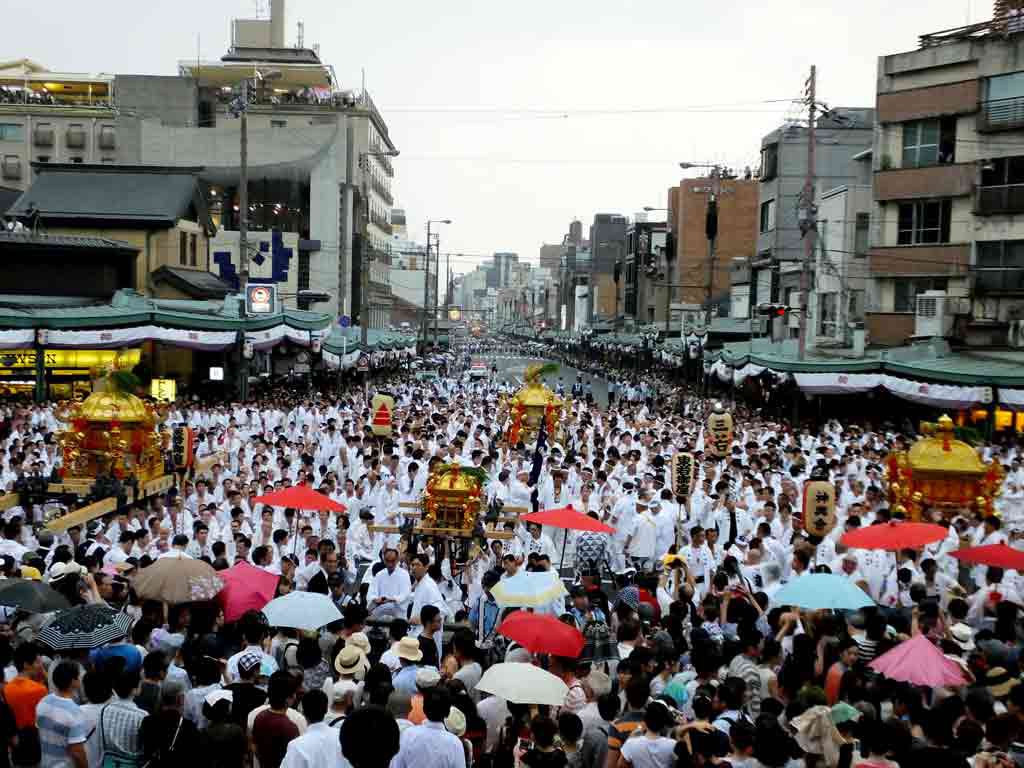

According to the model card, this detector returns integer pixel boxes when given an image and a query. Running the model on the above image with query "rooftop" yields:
[8,164,215,234]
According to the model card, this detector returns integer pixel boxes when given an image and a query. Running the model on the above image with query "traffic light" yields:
[756,303,790,318]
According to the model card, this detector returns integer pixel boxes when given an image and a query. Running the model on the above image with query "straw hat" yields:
[334,646,369,677]
[395,636,423,663]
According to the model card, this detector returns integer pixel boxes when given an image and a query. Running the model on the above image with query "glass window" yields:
[855,213,870,256]
[189,234,197,267]
[987,71,1024,102]
[759,200,776,233]
[894,278,948,312]
[902,120,940,168]
[975,240,1024,291]
[896,201,951,245]
[179,231,187,265]
[0,124,24,142]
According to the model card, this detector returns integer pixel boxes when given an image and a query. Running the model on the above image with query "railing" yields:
[979,96,1024,131]
[0,89,113,110]
[977,183,1024,214]
[371,177,394,205]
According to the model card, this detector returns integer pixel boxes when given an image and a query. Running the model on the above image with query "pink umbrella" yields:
[217,561,279,623]
[868,633,968,688]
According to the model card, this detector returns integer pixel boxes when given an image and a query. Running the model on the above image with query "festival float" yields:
[886,414,1004,521]
[503,363,569,445]
[45,363,174,531]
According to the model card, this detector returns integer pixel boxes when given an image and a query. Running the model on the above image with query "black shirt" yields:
[223,682,267,728]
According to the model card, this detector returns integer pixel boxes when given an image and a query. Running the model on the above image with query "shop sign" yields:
[150,378,177,402]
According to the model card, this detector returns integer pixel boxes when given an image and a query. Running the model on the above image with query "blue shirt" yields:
[392,664,420,696]
[36,693,88,768]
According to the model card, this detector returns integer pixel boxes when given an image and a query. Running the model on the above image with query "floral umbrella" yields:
[132,555,223,604]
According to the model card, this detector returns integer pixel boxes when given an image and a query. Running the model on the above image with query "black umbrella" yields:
[0,579,71,614]
[37,604,134,651]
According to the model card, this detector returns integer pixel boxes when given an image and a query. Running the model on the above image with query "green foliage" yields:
[108,370,142,395]
[438,464,489,486]
[953,425,983,446]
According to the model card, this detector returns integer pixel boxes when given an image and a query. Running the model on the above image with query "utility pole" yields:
[433,232,441,346]
[798,64,817,361]
[238,77,249,297]
[422,221,433,349]
[704,166,721,326]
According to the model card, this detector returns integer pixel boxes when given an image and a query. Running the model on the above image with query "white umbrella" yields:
[476,662,569,706]
[261,591,343,631]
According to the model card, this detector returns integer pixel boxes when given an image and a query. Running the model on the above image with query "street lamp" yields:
[424,218,451,350]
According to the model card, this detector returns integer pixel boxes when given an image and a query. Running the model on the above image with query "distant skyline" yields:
[9,0,984,272]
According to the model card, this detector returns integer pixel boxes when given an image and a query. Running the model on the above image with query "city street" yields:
[477,354,610,408]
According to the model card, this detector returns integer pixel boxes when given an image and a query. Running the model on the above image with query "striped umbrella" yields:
[37,604,135,650]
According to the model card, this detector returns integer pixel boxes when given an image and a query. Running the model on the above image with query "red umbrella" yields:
[498,610,585,658]
[951,544,1024,571]
[840,521,946,551]
[251,485,347,513]
[522,504,615,534]
[869,633,967,688]
[217,562,279,623]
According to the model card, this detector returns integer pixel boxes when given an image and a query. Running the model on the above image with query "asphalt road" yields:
[477,354,610,409]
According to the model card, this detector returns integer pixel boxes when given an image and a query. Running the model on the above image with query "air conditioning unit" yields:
[1009,319,1024,349]
[915,291,952,338]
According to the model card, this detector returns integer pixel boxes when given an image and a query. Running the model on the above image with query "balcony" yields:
[369,211,392,234]
[976,183,1024,215]
[979,96,1024,132]
[371,177,394,206]
[874,163,974,201]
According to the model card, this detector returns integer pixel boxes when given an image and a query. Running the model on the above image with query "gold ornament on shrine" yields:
[421,464,486,534]
[885,414,1004,520]
[56,358,165,484]
[506,363,568,445]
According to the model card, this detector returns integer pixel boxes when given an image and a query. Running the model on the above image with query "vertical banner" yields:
[706,410,734,458]
[671,452,696,498]
[802,480,837,538]
[371,393,395,437]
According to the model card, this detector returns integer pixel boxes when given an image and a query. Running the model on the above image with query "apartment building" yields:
[870,10,1024,346]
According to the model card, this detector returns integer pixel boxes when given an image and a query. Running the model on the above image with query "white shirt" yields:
[392,721,466,768]
[280,722,346,768]
[367,566,413,607]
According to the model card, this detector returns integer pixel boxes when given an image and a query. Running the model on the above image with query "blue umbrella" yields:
[772,573,874,611]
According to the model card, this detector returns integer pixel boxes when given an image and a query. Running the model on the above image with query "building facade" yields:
[869,14,1024,347]
[671,176,759,322]
[753,110,874,321]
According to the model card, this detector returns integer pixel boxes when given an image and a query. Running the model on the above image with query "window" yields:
[893,277,948,312]
[759,200,776,233]
[0,124,24,142]
[270,120,287,128]
[902,120,936,167]
[760,143,778,181]
[179,231,188,265]
[71,157,83,164]
[897,200,951,245]
[36,155,49,163]
[855,213,870,256]
[901,118,956,167]
[975,240,1024,292]
[189,234,197,267]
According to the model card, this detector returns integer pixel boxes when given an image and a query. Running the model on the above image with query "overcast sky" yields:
[12,0,982,274]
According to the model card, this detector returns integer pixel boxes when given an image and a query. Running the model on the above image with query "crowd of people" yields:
[0,341,1020,768]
